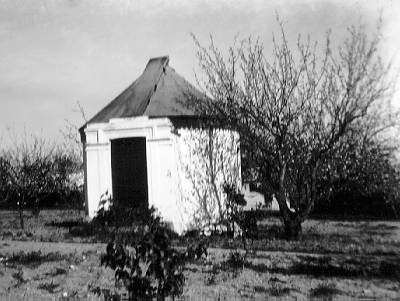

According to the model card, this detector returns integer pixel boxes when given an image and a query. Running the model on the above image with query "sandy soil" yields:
[1,211,399,300]
[1,240,399,300]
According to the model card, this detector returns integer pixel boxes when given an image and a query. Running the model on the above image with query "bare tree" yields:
[60,100,87,166]
[1,132,55,229]
[192,20,398,238]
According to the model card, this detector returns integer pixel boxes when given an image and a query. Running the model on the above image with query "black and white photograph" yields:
[0,0,400,300]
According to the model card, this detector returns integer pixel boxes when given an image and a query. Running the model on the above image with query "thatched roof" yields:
[87,56,203,124]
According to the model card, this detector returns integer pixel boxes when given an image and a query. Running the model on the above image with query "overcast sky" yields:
[1,0,399,144]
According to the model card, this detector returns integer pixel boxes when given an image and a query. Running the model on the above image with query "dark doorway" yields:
[111,137,148,209]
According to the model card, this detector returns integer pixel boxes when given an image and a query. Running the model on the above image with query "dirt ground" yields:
[0,210,399,300]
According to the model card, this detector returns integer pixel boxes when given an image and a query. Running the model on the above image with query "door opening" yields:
[111,137,148,209]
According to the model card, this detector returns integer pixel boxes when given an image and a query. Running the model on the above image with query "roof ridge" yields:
[153,56,169,90]
[83,56,199,125]
[147,57,170,109]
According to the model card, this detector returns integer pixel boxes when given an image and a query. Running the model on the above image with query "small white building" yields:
[80,57,241,233]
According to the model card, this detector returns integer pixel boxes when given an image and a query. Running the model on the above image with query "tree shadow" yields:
[246,254,400,280]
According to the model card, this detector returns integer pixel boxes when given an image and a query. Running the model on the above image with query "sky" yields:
[0,0,399,144]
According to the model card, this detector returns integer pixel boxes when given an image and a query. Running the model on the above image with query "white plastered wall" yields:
[83,117,241,234]
[174,128,241,230]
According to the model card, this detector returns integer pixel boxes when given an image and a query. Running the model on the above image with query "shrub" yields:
[3,250,80,268]
[5,251,60,267]
[218,251,248,279]
[222,183,260,258]
[90,286,121,301]
[205,273,217,286]
[12,269,27,287]
[45,267,67,277]
[268,285,291,297]
[310,283,341,298]
[94,193,157,230]
[38,281,60,293]
[100,205,209,300]
[225,251,248,270]
[238,211,259,241]
[100,209,185,301]
[223,183,246,238]
[185,240,208,261]
[223,183,259,241]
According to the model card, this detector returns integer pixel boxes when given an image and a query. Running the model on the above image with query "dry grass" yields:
[0,210,87,243]
[0,210,400,299]
[205,217,400,256]
[1,210,399,256]
[1,240,400,300]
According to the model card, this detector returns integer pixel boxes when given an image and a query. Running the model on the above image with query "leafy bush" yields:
[222,183,260,258]
[100,209,185,301]
[239,211,259,241]
[44,267,67,277]
[12,269,27,287]
[225,251,248,270]
[100,205,209,300]
[222,183,259,240]
[2,250,81,268]
[310,283,341,298]
[205,273,217,286]
[223,183,246,238]
[90,286,121,301]
[94,193,158,230]
[38,281,60,293]
[185,240,208,261]
[267,285,291,297]
[5,251,60,267]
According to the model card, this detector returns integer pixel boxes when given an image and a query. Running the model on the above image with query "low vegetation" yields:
[310,283,342,299]
[37,281,60,294]
[1,250,81,269]
[1,210,399,255]
[100,209,186,300]
[1,209,399,299]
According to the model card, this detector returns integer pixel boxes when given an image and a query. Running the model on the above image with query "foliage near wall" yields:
[176,127,241,229]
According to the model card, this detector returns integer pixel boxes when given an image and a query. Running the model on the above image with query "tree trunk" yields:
[18,206,24,229]
[32,199,40,218]
[276,192,303,239]
[390,202,398,219]
[282,216,302,240]
[274,162,303,239]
